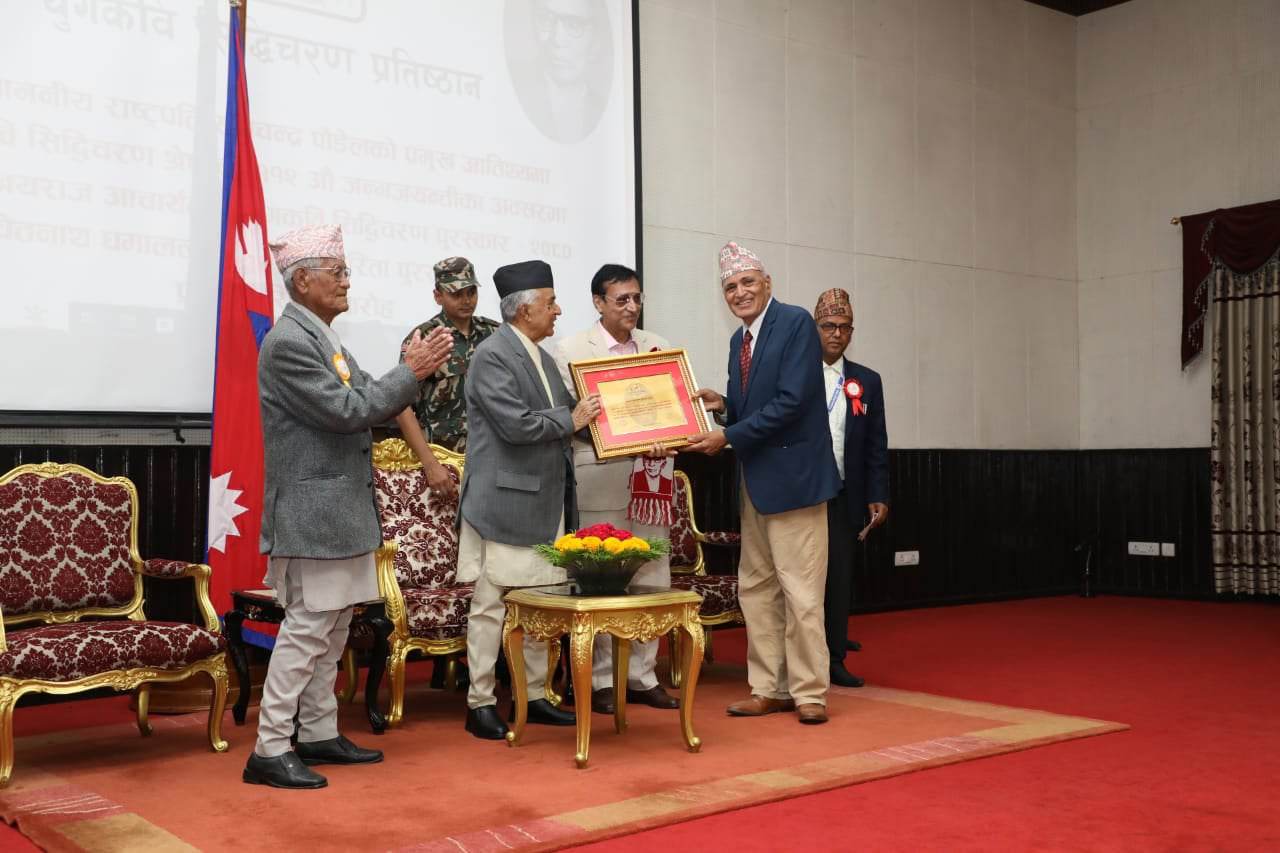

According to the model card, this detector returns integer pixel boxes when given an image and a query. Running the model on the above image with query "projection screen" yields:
[0,0,638,414]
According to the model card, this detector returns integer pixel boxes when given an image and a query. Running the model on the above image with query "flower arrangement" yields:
[534,522,671,595]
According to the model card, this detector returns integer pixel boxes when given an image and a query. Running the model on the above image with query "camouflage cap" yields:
[433,256,480,293]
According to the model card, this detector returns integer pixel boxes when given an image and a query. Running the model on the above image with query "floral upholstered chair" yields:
[667,470,744,685]
[367,438,472,728]
[0,463,229,786]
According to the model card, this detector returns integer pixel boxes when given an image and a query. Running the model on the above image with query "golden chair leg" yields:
[705,626,715,663]
[445,655,458,692]
[386,642,409,728]
[207,656,230,752]
[338,647,358,703]
[0,686,18,788]
[135,683,153,737]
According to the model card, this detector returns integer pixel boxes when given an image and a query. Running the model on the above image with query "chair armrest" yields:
[0,605,6,654]
[695,530,741,547]
[374,541,410,638]
[142,558,199,579]
[140,558,220,633]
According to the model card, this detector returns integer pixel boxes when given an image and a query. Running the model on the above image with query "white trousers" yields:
[254,566,352,757]
[465,568,551,709]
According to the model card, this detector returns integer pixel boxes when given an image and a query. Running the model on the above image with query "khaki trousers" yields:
[738,479,830,707]
[255,566,352,757]
[465,569,551,709]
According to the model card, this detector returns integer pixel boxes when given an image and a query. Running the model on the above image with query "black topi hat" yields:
[493,260,553,298]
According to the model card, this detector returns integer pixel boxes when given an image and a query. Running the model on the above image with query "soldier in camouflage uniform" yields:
[400,256,499,454]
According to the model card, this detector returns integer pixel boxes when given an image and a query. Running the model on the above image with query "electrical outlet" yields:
[894,550,919,566]
[1160,542,1176,557]
[1127,541,1159,556]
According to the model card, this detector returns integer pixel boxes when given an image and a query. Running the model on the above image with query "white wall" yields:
[1077,0,1280,448]
[638,0,1079,450]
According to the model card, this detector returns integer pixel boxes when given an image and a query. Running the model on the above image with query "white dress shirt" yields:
[823,360,847,481]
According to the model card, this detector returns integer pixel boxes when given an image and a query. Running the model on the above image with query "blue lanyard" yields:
[827,375,844,412]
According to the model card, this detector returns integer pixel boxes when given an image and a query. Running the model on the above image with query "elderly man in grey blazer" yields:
[553,263,680,715]
[245,224,452,789]
[458,259,601,740]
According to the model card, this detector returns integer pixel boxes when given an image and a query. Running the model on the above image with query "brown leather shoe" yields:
[626,685,680,709]
[726,695,797,716]
[591,688,616,715]
[797,703,828,724]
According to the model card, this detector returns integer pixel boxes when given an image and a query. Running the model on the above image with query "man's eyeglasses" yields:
[603,293,644,308]
[309,265,352,280]
[818,322,854,335]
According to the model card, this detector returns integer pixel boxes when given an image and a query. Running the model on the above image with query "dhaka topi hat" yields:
[718,241,765,283]
[814,288,853,320]
[269,223,344,274]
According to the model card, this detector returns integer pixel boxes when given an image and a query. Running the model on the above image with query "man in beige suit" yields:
[553,264,680,715]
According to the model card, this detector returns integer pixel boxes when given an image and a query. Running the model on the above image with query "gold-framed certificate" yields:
[569,348,712,460]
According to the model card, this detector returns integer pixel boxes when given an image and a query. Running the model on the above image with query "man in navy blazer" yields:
[688,242,841,725]
[813,289,889,689]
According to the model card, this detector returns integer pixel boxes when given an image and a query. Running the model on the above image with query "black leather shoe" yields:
[243,751,327,789]
[830,662,865,688]
[466,705,509,740]
[626,685,680,709]
[526,698,576,726]
[294,734,383,766]
[591,688,616,715]
[847,639,862,652]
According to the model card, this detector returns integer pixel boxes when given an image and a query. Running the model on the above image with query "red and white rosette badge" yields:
[843,377,866,415]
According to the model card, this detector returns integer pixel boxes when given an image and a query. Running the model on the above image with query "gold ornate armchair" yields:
[666,470,745,685]
[0,463,229,786]
[366,439,471,728]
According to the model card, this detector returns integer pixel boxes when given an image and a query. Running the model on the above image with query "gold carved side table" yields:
[502,584,704,769]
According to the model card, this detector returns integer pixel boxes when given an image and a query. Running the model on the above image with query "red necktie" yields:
[740,329,753,394]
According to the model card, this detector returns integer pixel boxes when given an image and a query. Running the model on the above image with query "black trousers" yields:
[824,489,855,662]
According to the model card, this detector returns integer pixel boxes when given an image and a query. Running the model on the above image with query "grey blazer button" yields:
[361,447,369,455]
[366,480,373,488]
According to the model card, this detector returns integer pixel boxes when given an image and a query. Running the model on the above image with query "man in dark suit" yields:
[813,288,889,689]
[248,224,452,789]
[687,242,841,725]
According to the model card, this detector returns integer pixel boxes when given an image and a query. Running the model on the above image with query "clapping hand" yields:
[403,326,453,379]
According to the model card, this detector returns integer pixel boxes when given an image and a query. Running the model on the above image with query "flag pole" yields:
[230,0,246,50]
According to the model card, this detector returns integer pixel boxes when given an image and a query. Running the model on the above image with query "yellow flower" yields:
[624,538,650,552]
[554,534,577,550]
[602,537,625,554]
[560,538,585,552]
[579,536,603,550]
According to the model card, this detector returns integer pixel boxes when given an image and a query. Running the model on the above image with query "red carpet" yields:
[2,596,1276,851]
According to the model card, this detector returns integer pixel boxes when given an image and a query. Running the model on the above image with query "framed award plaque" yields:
[569,348,712,460]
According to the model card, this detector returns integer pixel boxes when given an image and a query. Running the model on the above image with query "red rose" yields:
[614,530,632,540]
